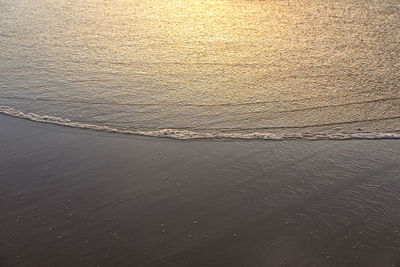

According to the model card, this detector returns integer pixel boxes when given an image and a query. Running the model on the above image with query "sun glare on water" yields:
[0,0,399,139]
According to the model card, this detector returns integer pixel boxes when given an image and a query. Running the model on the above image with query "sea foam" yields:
[1,105,400,141]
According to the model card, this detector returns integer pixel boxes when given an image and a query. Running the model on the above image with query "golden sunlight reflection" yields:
[0,0,399,139]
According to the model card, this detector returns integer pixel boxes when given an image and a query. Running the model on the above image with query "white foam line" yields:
[1,105,400,141]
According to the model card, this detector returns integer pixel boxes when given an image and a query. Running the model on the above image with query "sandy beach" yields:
[0,114,399,266]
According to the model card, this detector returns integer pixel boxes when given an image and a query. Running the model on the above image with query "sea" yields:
[0,0,399,140]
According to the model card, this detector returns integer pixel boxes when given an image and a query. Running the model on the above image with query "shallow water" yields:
[0,0,399,139]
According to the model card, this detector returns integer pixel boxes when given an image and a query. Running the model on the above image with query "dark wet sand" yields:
[1,114,400,267]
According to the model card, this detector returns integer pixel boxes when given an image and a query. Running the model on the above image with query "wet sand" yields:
[1,114,400,267]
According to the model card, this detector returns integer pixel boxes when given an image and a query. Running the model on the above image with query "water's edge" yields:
[1,105,400,141]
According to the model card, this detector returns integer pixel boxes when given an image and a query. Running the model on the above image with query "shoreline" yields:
[1,114,400,267]
[2,106,400,141]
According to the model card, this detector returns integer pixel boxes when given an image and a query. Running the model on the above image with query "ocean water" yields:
[0,0,399,140]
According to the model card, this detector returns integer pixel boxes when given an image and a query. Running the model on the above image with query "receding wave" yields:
[1,105,400,141]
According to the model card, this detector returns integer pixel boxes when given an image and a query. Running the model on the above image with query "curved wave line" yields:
[202,116,400,131]
[1,105,400,141]
[1,95,399,109]
[278,97,400,113]
[0,95,317,107]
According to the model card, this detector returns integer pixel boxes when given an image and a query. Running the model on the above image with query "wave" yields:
[1,105,400,141]
[1,95,399,111]
[0,94,320,107]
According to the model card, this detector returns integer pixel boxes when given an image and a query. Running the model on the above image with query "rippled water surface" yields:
[0,0,399,139]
